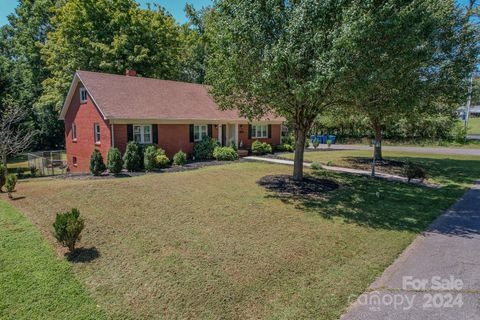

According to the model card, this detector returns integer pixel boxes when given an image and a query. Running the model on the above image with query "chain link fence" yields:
[27,150,67,177]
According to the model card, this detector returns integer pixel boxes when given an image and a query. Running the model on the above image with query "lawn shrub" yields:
[155,149,170,168]
[310,162,322,170]
[123,141,142,171]
[327,160,334,166]
[144,145,158,171]
[107,148,123,175]
[229,139,237,151]
[89,149,106,176]
[251,140,272,155]
[193,136,219,160]
[276,143,294,152]
[213,146,238,161]
[5,174,17,198]
[53,208,85,252]
[312,138,320,149]
[173,151,187,166]
[403,162,427,182]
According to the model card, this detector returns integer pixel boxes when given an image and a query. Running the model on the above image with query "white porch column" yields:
[235,123,239,148]
[218,124,222,145]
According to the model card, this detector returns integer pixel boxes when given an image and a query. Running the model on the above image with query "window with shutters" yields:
[193,125,208,142]
[133,125,152,144]
[252,124,268,138]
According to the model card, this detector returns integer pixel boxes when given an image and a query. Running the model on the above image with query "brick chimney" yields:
[125,69,137,77]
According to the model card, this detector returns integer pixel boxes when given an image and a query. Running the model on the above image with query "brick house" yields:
[60,70,284,173]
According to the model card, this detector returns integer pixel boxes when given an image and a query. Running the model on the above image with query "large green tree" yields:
[207,0,349,180]
[40,0,181,118]
[334,0,479,160]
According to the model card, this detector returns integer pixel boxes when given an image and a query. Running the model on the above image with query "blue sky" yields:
[0,0,213,26]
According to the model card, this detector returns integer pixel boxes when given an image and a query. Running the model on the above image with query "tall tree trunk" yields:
[293,128,306,181]
[373,122,382,160]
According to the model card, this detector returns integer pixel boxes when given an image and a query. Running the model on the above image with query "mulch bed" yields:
[257,174,339,199]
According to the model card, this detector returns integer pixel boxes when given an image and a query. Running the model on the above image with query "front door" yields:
[221,125,227,146]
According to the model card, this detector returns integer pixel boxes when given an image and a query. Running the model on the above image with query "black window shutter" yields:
[208,124,213,137]
[152,124,158,144]
[268,124,272,138]
[127,124,133,141]
[248,124,252,139]
[189,124,194,142]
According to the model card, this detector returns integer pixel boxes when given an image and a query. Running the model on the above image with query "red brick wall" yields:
[64,84,111,173]
[158,124,194,158]
[238,124,281,149]
[113,124,128,154]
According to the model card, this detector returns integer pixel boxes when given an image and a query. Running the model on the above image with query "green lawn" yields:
[280,150,480,187]
[0,201,105,319]
[3,159,476,319]
[468,117,480,135]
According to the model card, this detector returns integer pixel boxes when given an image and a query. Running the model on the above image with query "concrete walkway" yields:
[341,182,480,320]
[244,156,434,187]
[315,144,480,156]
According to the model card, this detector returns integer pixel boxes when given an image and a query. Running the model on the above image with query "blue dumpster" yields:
[328,135,336,144]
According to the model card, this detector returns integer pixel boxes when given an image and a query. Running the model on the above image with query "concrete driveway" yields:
[341,182,480,320]
[315,144,480,156]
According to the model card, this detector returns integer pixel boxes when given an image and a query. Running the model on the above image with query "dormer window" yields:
[80,88,87,103]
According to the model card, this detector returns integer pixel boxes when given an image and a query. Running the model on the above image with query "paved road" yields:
[341,182,480,320]
[315,144,480,156]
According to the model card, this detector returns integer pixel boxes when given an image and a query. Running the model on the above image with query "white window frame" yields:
[80,88,88,103]
[252,124,268,139]
[94,123,101,144]
[193,124,208,142]
[72,123,77,141]
[133,125,152,144]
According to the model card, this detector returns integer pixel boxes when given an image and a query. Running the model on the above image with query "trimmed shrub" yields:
[5,174,17,198]
[275,143,294,152]
[123,141,142,171]
[229,139,237,151]
[155,149,170,168]
[327,139,332,147]
[53,208,85,252]
[144,145,158,171]
[173,151,187,166]
[107,147,123,175]
[251,140,272,155]
[89,149,106,176]
[193,136,220,160]
[312,138,320,149]
[403,162,427,182]
[213,146,238,161]
[326,160,334,166]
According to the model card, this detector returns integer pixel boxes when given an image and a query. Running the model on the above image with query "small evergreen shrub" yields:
[193,136,219,160]
[326,160,334,166]
[327,139,332,147]
[144,145,158,171]
[173,151,187,166]
[229,139,237,151]
[312,138,320,149]
[53,208,85,252]
[403,162,427,182]
[251,140,272,155]
[155,149,170,168]
[89,149,106,176]
[107,147,123,175]
[276,143,294,152]
[123,141,142,171]
[5,174,17,198]
[213,146,238,161]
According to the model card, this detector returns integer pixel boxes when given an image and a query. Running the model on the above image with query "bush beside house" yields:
[213,147,238,161]
[123,141,142,171]
[193,136,220,160]
[89,149,106,176]
[173,151,187,166]
[252,140,272,155]
[107,148,123,175]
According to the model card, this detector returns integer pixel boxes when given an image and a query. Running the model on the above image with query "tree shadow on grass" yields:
[261,171,467,233]
[65,247,100,263]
